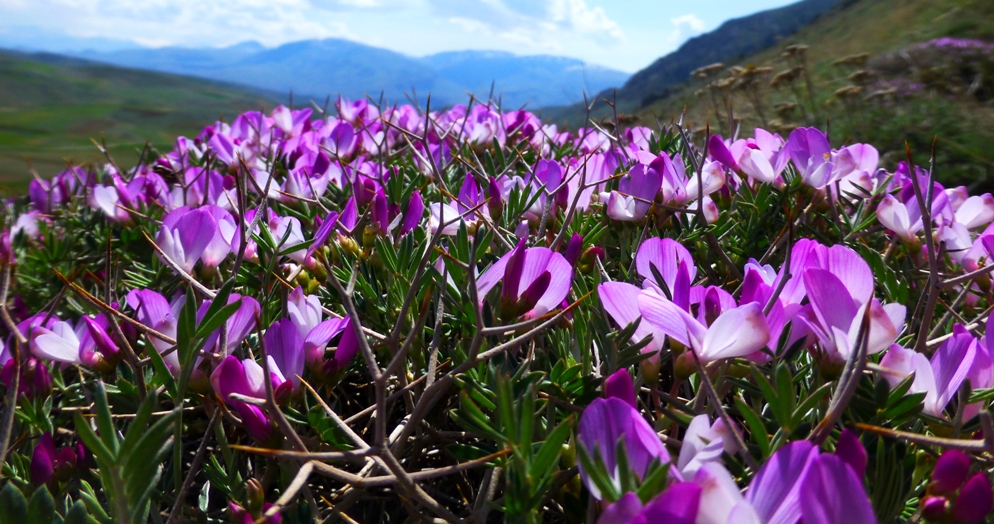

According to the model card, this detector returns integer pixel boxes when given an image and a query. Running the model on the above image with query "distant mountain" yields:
[541,0,845,124]
[421,51,629,108]
[620,0,842,107]
[67,40,629,108]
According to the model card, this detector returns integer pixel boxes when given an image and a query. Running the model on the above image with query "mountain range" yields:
[54,40,630,109]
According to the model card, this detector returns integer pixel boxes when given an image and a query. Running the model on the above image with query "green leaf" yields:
[74,413,114,466]
[146,341,177,400]
[61,502,89,524]
[176,286,198,369]
[27,485,55,524]
[120,389,158,458]
[735,395,771,458]
[194,297,243,340]
[93,381,119,456]
[529,418,572,480]
[0,483,28,524]
[635,459,671,503]
[576,445,620,503]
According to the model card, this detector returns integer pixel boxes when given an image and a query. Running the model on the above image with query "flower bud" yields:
[31,432,56,486]
[930,450,971,496]
[0,228,13,267]
[246,478,265,515]
[952,473,993,524]
[921,496,949,522]
[674,352,697,381]
[487,177,503,223]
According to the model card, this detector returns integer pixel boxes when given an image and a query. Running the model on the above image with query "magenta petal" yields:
[824,244,874,305]
[400,191,424,235]
[234,402,273,442]
[930,324,978,414]
[525,252,572,318]
[834,429,868,480]
[265,319,304,389]
[339,197,358,232]
[637,291,703,349]
[598,492,642,524]
[598,282,664,356]
[635,237,696,299]
[708,135,739,170]
[603,369,637,408]
[210,355,254,401]
[799,454,876,524]
[304,317,348,363]
[501,239,528,304]
[307,211,339,258]
[332,317,360,372]
[699,303,770,362]
[564,233,583,267]
[578,397,669,500]
[746,440,818,524]
[952,473,993,524]
[803,268,858,333]
[640,481,701,524]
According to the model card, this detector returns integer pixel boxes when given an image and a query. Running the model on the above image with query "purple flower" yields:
[197,294,260,359]
[637,291,771,365]
[156,207,218,274]
[0,357,52,399]
[800,267,905,363]
[603,162,662,222]
[265,318,305,395]
[31,432,82,486]
[126,289,186,372]
[578,396,671,500]
[798,454,877,524]
[476,239,573,320]
[635,237,695,309]
[677,415,737,478]
[879,325,977,417]
[598,483,701,524]
[286,286,349,364]
[210,356,282,441]
[229,501,282,524]
[598,282,669,366]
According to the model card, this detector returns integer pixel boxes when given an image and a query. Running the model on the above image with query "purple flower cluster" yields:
[5,98,994,522]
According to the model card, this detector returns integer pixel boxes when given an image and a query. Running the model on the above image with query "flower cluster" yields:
[2,98,994,522]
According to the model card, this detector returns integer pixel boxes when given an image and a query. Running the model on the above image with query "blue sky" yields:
[0,0,799,72]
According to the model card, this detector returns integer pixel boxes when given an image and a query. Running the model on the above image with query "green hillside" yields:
[629,0,994,187]
[0,50,279,189]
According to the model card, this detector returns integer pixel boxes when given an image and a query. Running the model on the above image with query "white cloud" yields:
[432,0,624,49]
[671,14,705,32]
[1,0,353,48]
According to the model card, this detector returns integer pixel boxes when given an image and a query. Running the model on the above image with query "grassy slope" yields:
[0,51,279,190]
[631,0,994,185]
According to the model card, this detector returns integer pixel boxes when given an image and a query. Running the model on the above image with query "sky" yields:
[0,0,801,73]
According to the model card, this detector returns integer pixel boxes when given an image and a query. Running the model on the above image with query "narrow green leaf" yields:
[120,389,158,457]
[93,381,119,456]
[194,298,243,340]
[735,395,771,458]
[529,418,572,480]
[74,413,114,466]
